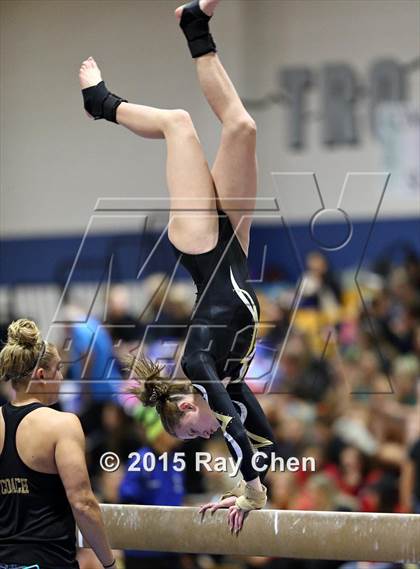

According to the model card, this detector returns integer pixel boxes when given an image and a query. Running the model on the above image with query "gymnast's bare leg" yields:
[78,57,218,256]
[176,0,258,256]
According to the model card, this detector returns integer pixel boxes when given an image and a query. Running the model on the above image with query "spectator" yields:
[106,284,145,344]
[300,251,342,310]
[401,436,420,513]
[63,304,122,434]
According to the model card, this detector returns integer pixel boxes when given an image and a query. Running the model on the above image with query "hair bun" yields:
[7,319,42,349]
[148,384,169,406]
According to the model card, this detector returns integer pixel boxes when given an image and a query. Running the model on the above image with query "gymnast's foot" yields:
[175,0,220,22]
[175,0,219,58]
[79,57,127,123]
[79,56,102,90]
[79,57,102,118]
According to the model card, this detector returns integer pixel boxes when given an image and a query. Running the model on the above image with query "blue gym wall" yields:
[2,217,419,286]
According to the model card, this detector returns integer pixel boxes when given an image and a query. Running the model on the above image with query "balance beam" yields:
[81,504,420,562]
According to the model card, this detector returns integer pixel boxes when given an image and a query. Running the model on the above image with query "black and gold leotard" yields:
[171,209,275,482]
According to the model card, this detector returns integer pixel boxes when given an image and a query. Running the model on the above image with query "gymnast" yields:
[79,0,277,531]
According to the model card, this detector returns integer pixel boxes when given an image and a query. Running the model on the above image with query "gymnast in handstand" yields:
[79,0,276,532]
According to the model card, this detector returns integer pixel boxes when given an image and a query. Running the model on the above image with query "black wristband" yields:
[103,560,116,569]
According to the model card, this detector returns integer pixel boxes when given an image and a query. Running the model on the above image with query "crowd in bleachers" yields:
[1,249,419,569]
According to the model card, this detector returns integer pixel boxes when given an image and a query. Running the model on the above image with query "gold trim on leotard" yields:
[229,267,259,382]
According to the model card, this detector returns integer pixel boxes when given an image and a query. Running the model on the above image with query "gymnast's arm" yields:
[54,413,115,568]
[182,350,263,492]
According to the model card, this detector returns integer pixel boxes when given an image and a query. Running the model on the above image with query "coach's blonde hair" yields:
[124,354,194,435]
[0,319,57,389]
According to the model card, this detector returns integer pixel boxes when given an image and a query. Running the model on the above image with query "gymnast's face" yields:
[174,397,220,440]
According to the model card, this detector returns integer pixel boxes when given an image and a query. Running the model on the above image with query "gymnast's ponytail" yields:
[124,354,194,435]
[0,319,56,388]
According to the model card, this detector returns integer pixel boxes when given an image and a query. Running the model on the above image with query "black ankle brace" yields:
[81,80,127,124]
[179,0,217,59]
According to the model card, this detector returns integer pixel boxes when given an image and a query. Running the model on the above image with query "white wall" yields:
[1,0,419,238]
[242,0,420,223]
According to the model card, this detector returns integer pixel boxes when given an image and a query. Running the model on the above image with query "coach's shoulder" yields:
[40,408,84,436]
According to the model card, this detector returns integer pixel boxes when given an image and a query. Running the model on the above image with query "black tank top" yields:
[0,402,79,568]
